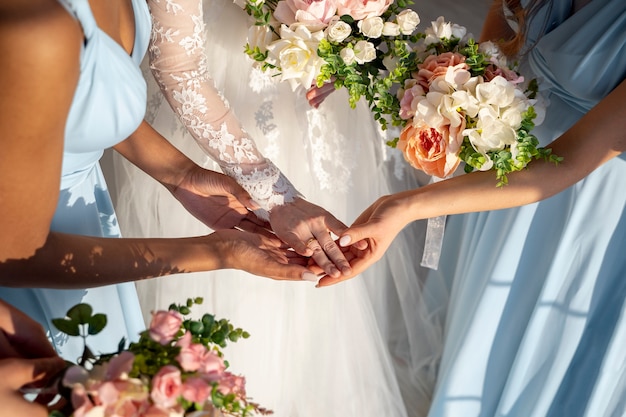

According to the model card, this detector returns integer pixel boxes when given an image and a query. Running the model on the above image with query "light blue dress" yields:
[0,0,149,362]
[426,0,626,416]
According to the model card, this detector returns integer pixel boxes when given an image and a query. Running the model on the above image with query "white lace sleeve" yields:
[147,0,302,218]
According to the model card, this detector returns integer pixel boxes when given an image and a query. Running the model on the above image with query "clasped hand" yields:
[171,165,369,280]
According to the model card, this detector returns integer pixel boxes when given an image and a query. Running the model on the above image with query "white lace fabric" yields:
[147,0,302,217]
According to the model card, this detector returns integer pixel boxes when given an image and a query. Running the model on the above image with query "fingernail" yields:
[302,271,319,282]
[339,235,351,247]
[248,200,261,210]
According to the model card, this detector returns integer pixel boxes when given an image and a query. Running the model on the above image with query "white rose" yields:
[382,22,401,37]
[396,9,420,35]
[267,25,325,90]
[326,19,352,43]
[358,17,384,38]
[353,40,377,64]
[340,47,357,65]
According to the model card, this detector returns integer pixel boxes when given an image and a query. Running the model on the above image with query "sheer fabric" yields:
[111,0,451,415]
[148,0,300,218]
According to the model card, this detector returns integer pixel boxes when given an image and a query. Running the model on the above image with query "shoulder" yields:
[0,0,82,73]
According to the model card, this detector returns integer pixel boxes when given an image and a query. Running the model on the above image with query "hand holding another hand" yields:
[316,194,411,287]
[269,198,367,279]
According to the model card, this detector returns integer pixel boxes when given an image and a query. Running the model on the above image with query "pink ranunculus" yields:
[151,365,183,409]
[149,310,183,345]
[217,372,246,399]
[398,119,464,178]
[415,52,468,91]
[274,0,338,30]
[336,0,392,20]
[181,377,211,404]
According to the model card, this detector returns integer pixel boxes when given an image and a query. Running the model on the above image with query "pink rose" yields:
[175,332,226,377]
[336,0,392,20]
[398,82,426,120]
[70,384,97,417]
[149,310,183,345]
[217,372,246,399]
[181,377,211,404]
[151,365,183,409]
[398,120,464,178]
[415,52,468,91]
[274,0,338,30]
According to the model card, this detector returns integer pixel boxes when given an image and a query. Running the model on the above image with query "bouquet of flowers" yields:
[383,17,561,185]
[48,298,269,417]
[243,0,421,106]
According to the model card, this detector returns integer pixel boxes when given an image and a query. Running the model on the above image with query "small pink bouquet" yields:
[383,17,561,185]
[49,299,269,417]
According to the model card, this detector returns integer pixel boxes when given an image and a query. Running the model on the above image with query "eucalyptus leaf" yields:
[88,313,107,335]
[51,318,80,336]
[67,303,93,324]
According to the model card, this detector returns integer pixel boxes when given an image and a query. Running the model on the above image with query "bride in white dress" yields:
[108,0,460,415]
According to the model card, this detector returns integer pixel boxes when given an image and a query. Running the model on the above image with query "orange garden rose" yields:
[398,120,463,178]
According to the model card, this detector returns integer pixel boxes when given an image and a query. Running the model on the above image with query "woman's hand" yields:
[211,228,319,282]
[269,198,367,279]
[316,194,411,287]
[306,81,337,109]
[172,165,272,235]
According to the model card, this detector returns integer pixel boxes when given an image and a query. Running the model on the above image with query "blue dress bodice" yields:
[60,0,150,187]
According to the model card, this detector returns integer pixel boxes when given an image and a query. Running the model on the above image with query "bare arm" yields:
[318,78,626,286]
[0,0,79,261]
[0,2,313,288]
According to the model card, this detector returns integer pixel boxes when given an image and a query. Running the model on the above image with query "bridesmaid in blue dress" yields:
[322,0,626,415]
[0,0,315,364]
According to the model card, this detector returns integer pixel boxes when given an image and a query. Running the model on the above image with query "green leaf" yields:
[87,313,107,335]
[51,318,80,336]
[66,303,93,324]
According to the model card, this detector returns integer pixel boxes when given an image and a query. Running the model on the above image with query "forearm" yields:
[114,120,196,191]
[0,232,224,289]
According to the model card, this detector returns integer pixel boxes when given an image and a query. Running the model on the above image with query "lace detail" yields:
[147,0,302,212]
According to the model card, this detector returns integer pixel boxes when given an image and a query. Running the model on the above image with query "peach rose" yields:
[336,0,392,20]
[149,310,183,345]
[415,52,467,91]
[151,365,183,409]
[398,120,463,178]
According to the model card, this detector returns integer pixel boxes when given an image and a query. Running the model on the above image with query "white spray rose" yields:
[340,47,357,65]
[396,9,420,35]
[326,19,352,43]
[424,16,467,45]
[358,17,384,38]
[382,22,401,37]
[353,40,377,63]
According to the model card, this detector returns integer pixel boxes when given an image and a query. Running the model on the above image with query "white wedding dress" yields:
[108,0,463,415]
